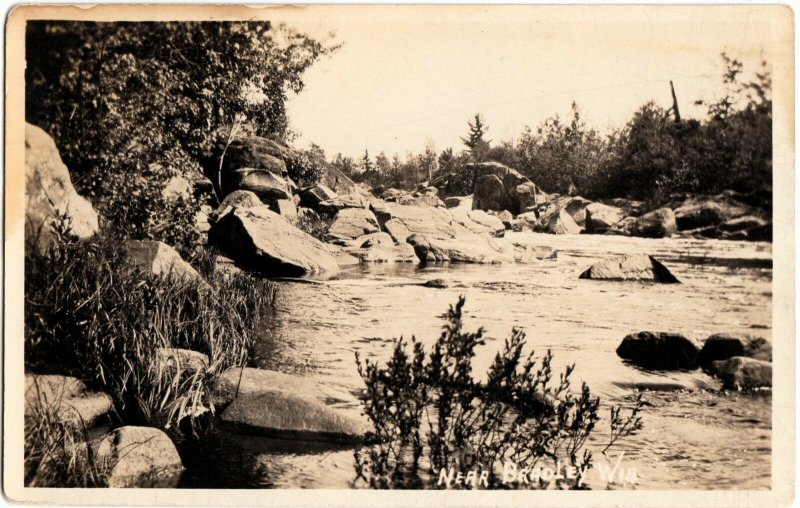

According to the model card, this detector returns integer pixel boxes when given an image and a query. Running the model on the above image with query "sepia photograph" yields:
[4,4,794,506]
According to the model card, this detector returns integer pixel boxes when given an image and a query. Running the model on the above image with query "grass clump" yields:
[25,218,277,438]
[354,297,644,489]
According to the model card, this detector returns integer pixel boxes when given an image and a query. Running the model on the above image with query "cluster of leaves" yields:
[354,297,644,489]
[286,150,326,187]
[295,208,334,240]
[26,21,337,254]
[24,218,277,437]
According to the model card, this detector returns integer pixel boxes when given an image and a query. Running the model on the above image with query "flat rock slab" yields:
[579,253,680,283]
[94,426,184,488]
[220,391,368,443]
[210,206,340,276]
[326,208,380,240]
[25,374,113,429]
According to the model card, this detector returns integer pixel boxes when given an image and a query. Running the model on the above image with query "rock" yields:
[223,168,290,202]
[383,219,413,245]
[562,196,593,226]
[584,203,625,234]
[616,332,699,370]
[209,206,340,276]
[608,208,677,238]
[472,174,508,212]
[213,255,243,277]
[449,207,506,237]
[546,208,582,235]
[299,185,338,210]
[515,182,539,213]
[212,190,263,221]
[275,199,298,221]
[493,210,514,223]
[400,193,444,208]
[424,278,448,288]
[468,162,542,214]
[25,374,112,429]
[317,193,370,215]
[124,240,203,283]
[161,175,192,201]
[212,136,290,177]
[697,333,772,369]
[710,357,772,390]
[357,232,394,248]
[673,195,753,230]
[156,348,209,377]
[579,254,680,283]
[94,426,184,488]
[718,215,768,232]
[327,208,380,240]
[25,123,100,250]
[407,233,508,264]
[444,196,472,209]
[220,391,368,443]
[608,198,647,217]
[211,368,368,442]
[356,242,418,263]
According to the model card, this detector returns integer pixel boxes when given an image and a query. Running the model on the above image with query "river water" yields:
[183,232,772,490]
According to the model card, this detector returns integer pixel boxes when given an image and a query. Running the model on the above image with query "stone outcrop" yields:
[94,426,184,488]
[616,331,699,370]
[607,208,677,238]
[25,374,113,429]
[673,194,754,230]
[123,240,203,282]
[579,254,680,283]
[697,333,772,369]
[326,208,380,240]
[468,162,542,214]
[710,357,772,390]
[25,123,100,251]
[210,206,340,276]
[584,203,625,234]
[222,168,290,202]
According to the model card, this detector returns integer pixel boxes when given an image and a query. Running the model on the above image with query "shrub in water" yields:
[354,297,643,489]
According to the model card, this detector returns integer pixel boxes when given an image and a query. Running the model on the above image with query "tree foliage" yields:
[26,21,337,257]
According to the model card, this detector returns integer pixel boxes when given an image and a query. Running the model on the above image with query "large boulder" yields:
[607,208,677,238]
[317,193,370,215]
[584,203,625,234]
[562,196,593,226]
[25,374,113,429]
[212,190,263,221]
[449,207,506,237]
[710,357,772,390]
[25,123,100,250]
[546,208,582,235]
[211,367,368,443]
[515,182,539,213]
[579,254,680,283]
[472,174,508,212]
[383,219,413,244]
[123,240,203,282]
[299,185,338,210]
[357,242,418,263]
[408,233,508,264]
[444,195,473,209]
[673,195,753,230]
[616,331,699,370]
[211,136,290,178]
[94,426,184,488]
[209,206,340,276]
[326,208,380,240]
[697,333,772,369]
[223,168,290,202]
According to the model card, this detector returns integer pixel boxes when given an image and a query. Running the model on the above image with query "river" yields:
[181,232,772,490]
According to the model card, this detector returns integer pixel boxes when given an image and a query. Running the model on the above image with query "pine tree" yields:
[461,114,491,161]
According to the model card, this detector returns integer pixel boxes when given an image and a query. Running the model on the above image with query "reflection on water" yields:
[194,232,773,489]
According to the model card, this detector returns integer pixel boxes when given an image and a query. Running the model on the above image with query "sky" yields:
[267,5,789,159]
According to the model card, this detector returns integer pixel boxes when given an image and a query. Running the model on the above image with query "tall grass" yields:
[25,217,278,438]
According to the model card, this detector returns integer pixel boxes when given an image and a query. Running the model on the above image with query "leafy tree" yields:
[26,21,337,258]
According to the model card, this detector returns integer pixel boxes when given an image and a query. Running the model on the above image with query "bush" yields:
[286,150,326,187]
[24,220,278,437]
[354,297,643,489]
[295,209,334,240]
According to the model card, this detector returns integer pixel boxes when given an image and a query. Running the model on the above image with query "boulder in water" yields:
[616,331,699,370]
[579,254,680,283]
[697,333,772,368]
[25,374,113,429]
[94,426,184,488]
[710,356,771,390]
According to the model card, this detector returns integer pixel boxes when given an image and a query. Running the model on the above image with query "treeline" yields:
[334,54,772,210]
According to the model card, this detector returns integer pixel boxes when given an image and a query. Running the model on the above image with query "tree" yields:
[25,21,337,257]
[417,144,439,182]
[461,114,491,161]
[360,150,375,174]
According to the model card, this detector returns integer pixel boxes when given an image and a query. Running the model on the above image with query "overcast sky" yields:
[269,5,788,159]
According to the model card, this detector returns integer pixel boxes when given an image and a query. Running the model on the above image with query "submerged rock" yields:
[424,278,449,288]
[710,356,772,390]
[210,206,340,276]
[94,426,184,488]
[25,123,100,251]
[616,331,699,370]
[579,254,680,283]
[697,333,772,369]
